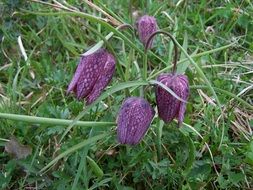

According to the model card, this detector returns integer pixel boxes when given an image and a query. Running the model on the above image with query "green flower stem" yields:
[156,120,163,161]
[141,53,148,97]
[145,31,178,74]
[0,113,115,127]
[143,53,148,81]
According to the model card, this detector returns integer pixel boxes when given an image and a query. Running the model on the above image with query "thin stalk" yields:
[142,53,147,97]
[118,23,134,31]
[156,120,163,161]
[129,0,133,25]
[0,113,114,127]
[145,31,178,74]
[143,53,148,80]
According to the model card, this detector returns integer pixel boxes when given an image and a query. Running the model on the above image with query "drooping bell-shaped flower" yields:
[67,49,115,105]
[117,97,155,145]
[143,30,190,126]
[136,15,157,49]
[156,74,189,125]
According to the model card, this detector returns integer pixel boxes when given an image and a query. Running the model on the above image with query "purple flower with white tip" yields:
[136,15,157,49]
[67,49,115,105]
[117,97,155,145]
[156,74,189,125]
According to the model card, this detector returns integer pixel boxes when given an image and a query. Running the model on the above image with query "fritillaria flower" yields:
[145,30,190,126]
[156,74,189,125]
[136,15,157,49]
[67,49,115,105]
[117,97,155,145]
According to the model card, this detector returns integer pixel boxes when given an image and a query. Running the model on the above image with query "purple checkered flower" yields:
[136,15,157,49]
[156,74,189,125]
[67,49,115,105]
[117,97,155,145]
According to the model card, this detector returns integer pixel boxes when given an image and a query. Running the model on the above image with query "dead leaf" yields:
[5,136,32,159]
[95,148,118,158]
[29,70,35,80]
[198,89,216,106]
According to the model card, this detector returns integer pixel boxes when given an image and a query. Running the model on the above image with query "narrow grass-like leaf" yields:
[0,113,114,127]
[71,149,88,190]
[82,31,114,56]
[89,178,113,190]
[177,48,198,74]
[87,156,104,178]
[177,31,190,74]
[180,31,188,61]
[183,134,195,174]
[72,129,95,190]
[12,67,23,103]
[94,0,125,24]
[149,80,187,103]
[55,29,79,55]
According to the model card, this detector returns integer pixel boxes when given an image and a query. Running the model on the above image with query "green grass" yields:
[0,0,253,189]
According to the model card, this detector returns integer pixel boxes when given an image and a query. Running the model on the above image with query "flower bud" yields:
[67,49,115,105]
[136,15,157,49]
[117,97,155,145]
[156,74,189,125]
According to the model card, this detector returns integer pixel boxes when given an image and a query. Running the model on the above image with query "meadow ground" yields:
[0,0,253,189]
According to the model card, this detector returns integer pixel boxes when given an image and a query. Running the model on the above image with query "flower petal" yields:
[75,49,108,99]
[117,98,136,144]
[177,76,189,125]
[67,57,86,93]
[86,54,116,105]
[130,99,155,144]
[156,76,179,122]
[117,97,154,145]
[156,74,189,124]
